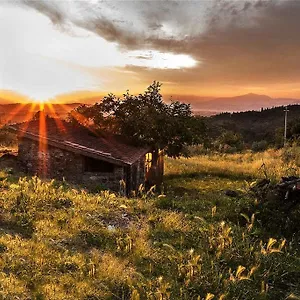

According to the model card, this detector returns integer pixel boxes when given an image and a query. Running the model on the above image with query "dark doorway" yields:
[84,157,114,173]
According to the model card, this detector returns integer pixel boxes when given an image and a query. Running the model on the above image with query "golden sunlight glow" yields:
[0,90,30,104]
[32,101,97,176]
[59,103,96,133]
[19,103,37,132]
[5,103,27,124]
[38,108,47,177]
[49,90,105,104]
[46,102,66,133]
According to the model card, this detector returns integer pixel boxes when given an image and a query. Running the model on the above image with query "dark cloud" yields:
[190,0,300,85]
[122,0,300,88]
[14,0,300,90]
[243,2,252,11]
[75,17,141,49]
[16,0,209,50]
[21,0,66,25]
[147,22,163,31]
[254,0,269,9]
[133,55,152,60]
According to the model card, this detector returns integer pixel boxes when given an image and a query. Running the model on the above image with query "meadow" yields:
[0,149,299,299]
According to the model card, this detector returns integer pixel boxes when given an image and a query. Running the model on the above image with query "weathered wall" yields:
[18,137,83,181]
[18,138,127,192]
[137,156,146,189]
[127,155,146,193]
[82,166,125,192]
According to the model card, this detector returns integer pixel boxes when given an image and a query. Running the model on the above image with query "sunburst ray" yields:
[38,106,47,177]
[18,103,38,134]
[44,102,66,133]
[2,103,29,126]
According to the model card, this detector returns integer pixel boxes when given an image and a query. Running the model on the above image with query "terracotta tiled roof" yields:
[9,117,150,166]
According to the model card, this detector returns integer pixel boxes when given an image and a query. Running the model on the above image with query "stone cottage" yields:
[9,117,153,194]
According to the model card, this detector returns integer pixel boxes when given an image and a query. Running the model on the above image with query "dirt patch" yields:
[100,212,132,230]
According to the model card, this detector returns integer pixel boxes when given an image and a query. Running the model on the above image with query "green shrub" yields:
[281,143,300,166]
[251,140,269,152]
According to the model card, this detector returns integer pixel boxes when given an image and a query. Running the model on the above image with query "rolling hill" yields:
[0,103,80,125]
[193,93,300,114]
[206,104,300,145]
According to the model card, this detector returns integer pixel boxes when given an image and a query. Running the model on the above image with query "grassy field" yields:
[0,150,299,299]
[166,149,299,181]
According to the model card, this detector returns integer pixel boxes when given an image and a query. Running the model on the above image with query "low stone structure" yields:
[9,117,151,194]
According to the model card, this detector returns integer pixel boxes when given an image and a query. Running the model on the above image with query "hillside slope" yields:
[207,104,300,144]
[0,152,299,299]
[0,103,80,124]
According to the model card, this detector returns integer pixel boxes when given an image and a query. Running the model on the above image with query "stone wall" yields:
[18,137,83,181]
[18,137,127,192]
[82,166,125,192]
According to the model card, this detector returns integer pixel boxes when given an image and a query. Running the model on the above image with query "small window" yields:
[84,157,114,173]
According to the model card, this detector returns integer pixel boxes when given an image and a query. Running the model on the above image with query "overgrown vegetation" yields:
[0,127,17,149]
[0,149,299,299]
[205,105,300,152]
[70,81,206,158]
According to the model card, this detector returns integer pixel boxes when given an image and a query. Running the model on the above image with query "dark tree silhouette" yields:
[70,81,206,164]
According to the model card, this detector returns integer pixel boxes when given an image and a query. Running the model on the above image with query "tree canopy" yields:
[70,81,206,158]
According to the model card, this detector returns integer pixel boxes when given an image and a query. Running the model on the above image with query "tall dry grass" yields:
[0,149,299,299]
[165,149,299,181]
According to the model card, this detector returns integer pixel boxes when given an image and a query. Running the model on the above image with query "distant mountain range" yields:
[192,93,300,115]
[1,93,300,122]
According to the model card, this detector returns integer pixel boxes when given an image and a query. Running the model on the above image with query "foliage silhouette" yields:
[70,81,206,160]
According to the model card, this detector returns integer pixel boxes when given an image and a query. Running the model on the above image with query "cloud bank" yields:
[5,0,300,98]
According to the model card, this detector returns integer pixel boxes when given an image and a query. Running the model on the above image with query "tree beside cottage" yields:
[70,81,206,188]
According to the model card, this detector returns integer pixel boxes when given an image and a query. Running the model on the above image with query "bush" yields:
[0,128,17,147]
[187,144,209,156]
[251,140,269,152]
[214,131,244,153]
[281,143,300,166]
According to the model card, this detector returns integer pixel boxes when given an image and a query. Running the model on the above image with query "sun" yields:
[30,98,46,104]
[38,101,46,111]
[27,98,48,111]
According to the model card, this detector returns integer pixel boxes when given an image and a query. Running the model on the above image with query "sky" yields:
[1,0,300,103]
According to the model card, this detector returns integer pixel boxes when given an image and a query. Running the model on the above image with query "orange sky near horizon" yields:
[2,83,300,106]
